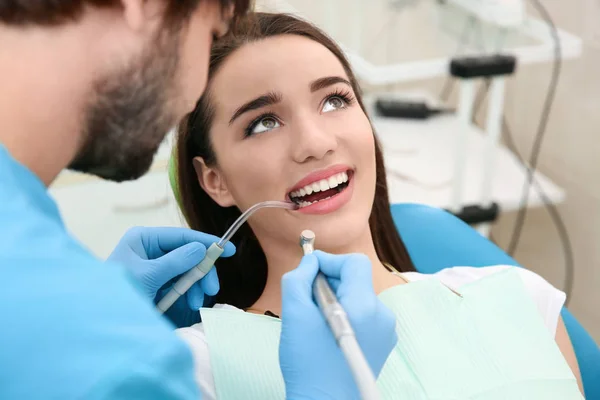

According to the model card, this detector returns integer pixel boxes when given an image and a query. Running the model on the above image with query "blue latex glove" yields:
[279,250,398,400]
[106,227,236,328]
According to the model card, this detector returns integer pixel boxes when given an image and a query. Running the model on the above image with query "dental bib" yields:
[200,268,582,399]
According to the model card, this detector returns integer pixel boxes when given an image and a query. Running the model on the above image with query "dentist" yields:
[0,1,397,399]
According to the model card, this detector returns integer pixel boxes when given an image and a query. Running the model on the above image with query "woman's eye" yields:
[251,116,280,135]
[322,96,347,113]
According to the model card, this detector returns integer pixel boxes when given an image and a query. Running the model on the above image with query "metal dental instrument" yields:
[299,230,379,400]
[156,200,298,314]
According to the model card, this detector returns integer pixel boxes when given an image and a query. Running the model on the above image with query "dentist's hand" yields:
[279,251,397,400]
[106,227,235,328]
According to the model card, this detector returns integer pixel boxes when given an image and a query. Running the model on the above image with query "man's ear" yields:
[120,0,164,32]
[193,157,236,207]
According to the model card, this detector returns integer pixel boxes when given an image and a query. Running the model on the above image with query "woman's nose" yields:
[291,118,338,163]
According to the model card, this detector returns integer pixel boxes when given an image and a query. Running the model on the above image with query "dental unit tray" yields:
[156,200,298,314]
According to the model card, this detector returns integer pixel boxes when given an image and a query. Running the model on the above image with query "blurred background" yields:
[49,0,600,340]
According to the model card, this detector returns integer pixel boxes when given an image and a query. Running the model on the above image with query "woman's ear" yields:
[193,157,236,207]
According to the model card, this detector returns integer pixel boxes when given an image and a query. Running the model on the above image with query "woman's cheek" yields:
[228,165,284,206]
[354,126,377,161]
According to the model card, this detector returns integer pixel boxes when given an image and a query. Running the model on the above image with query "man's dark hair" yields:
[0,0,250,26]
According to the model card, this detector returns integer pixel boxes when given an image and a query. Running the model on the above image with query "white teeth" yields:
[297,195,335,208]
[298,200,314,208]
[336,171,348,184]
[290,170,351,202]
[328,176,338,188]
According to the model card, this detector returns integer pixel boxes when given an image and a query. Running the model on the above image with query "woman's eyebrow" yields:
[229,91,282,125]
[310,76,352,92]
[227,77,350,125]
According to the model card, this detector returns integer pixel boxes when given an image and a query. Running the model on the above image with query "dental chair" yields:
[391,203,600,399]
[167,155,598,396]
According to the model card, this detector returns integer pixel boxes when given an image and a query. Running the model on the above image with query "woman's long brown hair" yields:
[175,12,416,309]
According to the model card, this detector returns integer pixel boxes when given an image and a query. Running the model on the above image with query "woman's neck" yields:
[248,228,404,316]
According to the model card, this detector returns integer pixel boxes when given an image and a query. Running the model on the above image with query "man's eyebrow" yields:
[310,76,352,92]
[228,91,283,125]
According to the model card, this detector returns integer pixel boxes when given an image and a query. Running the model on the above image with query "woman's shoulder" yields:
[403,265,547,287]
[404,266,566,334]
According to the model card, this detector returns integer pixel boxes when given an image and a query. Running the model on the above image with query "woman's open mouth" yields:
[287,170,354,214]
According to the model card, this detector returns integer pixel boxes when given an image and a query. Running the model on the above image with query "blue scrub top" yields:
[0,146,200,399]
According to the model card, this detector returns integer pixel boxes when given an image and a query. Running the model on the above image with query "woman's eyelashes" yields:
[321,89,355,113]
[244,113,280,137]
[243,90,355,137]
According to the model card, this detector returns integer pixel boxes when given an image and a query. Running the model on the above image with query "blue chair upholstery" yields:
[391,203,600,399]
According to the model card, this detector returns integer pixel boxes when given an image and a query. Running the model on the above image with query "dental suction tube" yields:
[156,201,298,314]
[299,230,379,400]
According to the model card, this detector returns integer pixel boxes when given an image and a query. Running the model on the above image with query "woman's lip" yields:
[295,173,354,215]
[286,164,352,196]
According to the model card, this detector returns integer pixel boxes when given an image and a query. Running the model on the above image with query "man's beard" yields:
[69,32,181,182]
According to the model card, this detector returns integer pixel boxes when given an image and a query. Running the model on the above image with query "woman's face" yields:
[198,34,376,251]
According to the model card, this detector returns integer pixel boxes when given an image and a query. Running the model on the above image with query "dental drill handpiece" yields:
[299,230,379,400]
[156,201,298,314]
[300,230,353,342]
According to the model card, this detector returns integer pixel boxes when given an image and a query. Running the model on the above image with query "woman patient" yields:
[173,12,584,399]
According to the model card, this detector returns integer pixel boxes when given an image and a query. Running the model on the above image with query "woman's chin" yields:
[289,213,371,253]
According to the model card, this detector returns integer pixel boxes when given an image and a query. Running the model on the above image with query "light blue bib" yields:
[201,268,582,399]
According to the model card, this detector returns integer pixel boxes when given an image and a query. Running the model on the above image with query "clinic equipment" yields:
[447,54,515,237]
[299,230,380,400]
[446,0,525,27]
[156,201,298,313]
